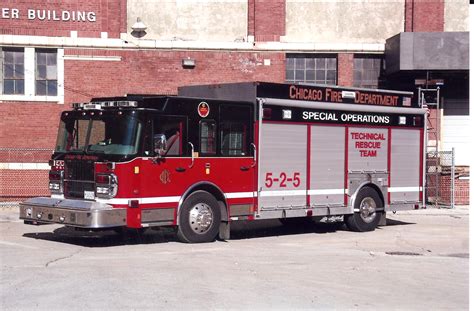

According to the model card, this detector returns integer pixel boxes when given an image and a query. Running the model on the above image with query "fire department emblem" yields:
[198,102,210,118]
[160,169,171,184]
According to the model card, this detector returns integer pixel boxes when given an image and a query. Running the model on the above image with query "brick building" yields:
[0,0,469,203]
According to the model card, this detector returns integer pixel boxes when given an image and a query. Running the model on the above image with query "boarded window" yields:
[353,55,382,89]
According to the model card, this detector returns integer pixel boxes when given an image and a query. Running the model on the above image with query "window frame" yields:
[353,55,383,89]
[199,119,217,156]
[286,54,337,85]
[0,47,64,103]
[1,47,25,95]
[35,49,58,96]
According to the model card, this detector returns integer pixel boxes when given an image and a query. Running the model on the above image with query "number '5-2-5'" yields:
[265,172,301,188]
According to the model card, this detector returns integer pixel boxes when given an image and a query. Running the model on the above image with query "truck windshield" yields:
[55,112,142,156]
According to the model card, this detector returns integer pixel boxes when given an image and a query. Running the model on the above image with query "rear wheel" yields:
[345,187,382,232]
[177,191,221,243]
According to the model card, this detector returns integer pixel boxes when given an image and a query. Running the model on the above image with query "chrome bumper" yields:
[19,197,126,229]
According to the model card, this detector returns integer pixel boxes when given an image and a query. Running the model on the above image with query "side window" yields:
[220,122,245,156]
[200,120,216,155]
[153,116,185,156]
[219,105,252,156]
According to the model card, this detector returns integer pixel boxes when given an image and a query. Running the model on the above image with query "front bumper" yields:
[19,197,126,229]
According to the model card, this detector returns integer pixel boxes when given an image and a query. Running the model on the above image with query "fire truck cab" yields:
[20,82,426,243]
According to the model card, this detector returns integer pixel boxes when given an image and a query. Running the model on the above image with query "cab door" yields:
[217,104,256,218]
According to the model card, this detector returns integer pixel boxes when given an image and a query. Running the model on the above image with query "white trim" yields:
[0,34,385,53]
[57,48,64,104]
[388,187,422,193]
[24,47,35,97]
[260,190,307,197]
[0,162,50,170]
[96,196,181,205]
[308,189,346,195]
[63,55,122,62]
[225,192,256,199]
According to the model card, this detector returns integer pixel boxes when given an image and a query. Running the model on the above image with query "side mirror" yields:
[154,134,167,157]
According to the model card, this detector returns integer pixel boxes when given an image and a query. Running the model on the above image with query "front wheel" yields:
[177,191,221,243]
[345,187,382,232]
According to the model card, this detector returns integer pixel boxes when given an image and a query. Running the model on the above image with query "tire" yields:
[177,191,221,243]
[345,187,383,232]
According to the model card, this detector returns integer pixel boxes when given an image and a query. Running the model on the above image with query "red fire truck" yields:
[20,82,426,243]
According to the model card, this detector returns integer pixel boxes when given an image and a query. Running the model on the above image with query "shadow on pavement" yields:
[385,218,416,226]
[22,217,416,247]
[23,226,179,247]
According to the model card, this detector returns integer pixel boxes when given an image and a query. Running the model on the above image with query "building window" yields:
[35,49,57,96]
[2,48,24,95]
[0,47,63,102]
[353,55,383,89]
[286,54,337,85]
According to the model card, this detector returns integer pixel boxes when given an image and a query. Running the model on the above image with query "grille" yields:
[64,159,95,199]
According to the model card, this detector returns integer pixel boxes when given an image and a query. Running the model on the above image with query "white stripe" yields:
[64,55,122,62]
[225,192,256,199]
[0,163,50,170]
[260,190,306,197]
[97,196,181,205]
[388,187,422,193]
[308,189,346,195]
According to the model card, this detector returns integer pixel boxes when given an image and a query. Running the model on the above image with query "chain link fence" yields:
[425,150,455,208]
[0,148,53,209]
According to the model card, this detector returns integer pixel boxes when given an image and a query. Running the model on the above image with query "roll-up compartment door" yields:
[390,129,421,203]
[348,127,388,172]
[310,126,345,206]
[259,123,307,209]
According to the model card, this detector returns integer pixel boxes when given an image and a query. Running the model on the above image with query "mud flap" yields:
[219,222,230,240]
[378,212,387,226]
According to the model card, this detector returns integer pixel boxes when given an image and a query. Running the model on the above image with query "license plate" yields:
[84,191,95,200]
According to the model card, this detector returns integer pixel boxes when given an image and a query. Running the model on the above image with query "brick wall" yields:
[64,49,286,103]
[439,175,470,205]
[0,0,125,38]
[0,103,65,149]
[405,0,444,32]
[337,53,354,87]
[248,0,286,41]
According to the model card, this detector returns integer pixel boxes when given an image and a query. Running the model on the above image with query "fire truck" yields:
[20,82,426,243]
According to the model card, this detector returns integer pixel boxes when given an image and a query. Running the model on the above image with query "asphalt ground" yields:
[0,206,469,310]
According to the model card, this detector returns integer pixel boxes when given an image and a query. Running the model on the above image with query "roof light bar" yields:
[71,101,138,110]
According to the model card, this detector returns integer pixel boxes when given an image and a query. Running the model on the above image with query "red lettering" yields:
[360,150,377,157]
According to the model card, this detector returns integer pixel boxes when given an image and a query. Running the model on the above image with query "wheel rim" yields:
[188,203,214,234]
[359,197,377,223]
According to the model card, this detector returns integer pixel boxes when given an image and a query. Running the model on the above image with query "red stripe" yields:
[253,121,259,214]
[307,125,311,207]
[419,128,424,202]
[179,121,183,155]
[344,127,349,206]
[387,128,392,205]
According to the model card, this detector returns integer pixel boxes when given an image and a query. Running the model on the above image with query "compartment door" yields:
[310,126,345,206]
[390,129,421,203]
[348,127,388,173]
[259,123,307,209]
